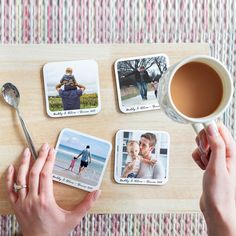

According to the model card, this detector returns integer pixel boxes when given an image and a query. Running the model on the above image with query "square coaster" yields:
[43,60,101,117]
[53,128,112,192]
[114,129,170,185]
[114,54,169,113]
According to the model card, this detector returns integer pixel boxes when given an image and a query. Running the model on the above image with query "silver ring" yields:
[13,183,27,193]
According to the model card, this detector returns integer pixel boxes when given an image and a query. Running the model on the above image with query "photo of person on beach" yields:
[77,145,92,175]
[67,156,78,171]
[53,129,112,191]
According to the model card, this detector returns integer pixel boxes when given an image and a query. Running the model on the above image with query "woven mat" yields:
[0,1,236,235]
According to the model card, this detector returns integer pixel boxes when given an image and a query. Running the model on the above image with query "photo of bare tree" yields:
[115,54,169,113]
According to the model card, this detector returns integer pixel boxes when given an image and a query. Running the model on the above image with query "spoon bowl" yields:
[1,83,20,109]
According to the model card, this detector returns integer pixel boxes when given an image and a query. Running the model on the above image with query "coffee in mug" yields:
[157,55,233,134]
[170,62,223,118]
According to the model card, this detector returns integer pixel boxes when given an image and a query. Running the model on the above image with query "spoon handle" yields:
[16,109,38,159]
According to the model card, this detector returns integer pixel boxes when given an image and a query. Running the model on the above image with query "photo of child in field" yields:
[53,129,112,191]
[43,60,101,117]
[56,67,86,92]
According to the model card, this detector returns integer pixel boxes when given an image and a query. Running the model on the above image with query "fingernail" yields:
[199,140,206,153]
[42,143,49,151]
[206,123,219,137]
[8,164,13,173]
[24,148,30,157]
[93,190,101,201]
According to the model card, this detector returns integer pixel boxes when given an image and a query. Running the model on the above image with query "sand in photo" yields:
[53,129,112,191]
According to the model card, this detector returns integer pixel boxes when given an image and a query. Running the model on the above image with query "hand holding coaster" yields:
[157,55,233,134]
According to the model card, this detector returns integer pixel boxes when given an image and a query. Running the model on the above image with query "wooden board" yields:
[0,44,210,214]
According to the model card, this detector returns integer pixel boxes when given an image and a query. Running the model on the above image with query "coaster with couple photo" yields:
[43,60,101,117]
[114,130,170,185]
[53,128,112,192]
[114,54,169,113]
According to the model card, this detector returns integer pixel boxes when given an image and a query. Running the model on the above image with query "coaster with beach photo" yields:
[43,60,101,117]
[53,128,112,192]
[114,129,170,185]
[114,54,169,113]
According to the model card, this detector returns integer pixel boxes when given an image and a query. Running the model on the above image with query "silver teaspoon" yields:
[1,83,38,159]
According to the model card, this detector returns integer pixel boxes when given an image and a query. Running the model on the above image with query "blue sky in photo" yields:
[60,129,111,158]
[44,60,99,96]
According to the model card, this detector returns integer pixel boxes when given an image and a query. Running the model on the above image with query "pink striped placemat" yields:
[0,1,235,235]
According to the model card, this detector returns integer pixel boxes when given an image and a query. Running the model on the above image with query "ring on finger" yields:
[13,182,27,193]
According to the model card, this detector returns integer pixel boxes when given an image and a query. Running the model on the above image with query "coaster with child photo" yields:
[114,130,170,185]
[43,60,101,117]
[114,54,169,113]
[53,129,112,192]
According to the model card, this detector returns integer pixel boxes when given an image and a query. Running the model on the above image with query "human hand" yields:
[150,159,157,166]
[192,123,236,236]
[78,84,86,89]
[141,157,157,166]
[122,163,133,177]
[6,143,101,236]
[56,83,63,91]
[127,162,134,170]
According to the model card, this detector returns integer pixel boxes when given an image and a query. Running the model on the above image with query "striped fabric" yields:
[0,213,207,236]
[0,0,235,235]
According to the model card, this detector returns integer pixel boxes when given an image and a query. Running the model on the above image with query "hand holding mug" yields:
[192,122,236,236]
[157,55,235,235]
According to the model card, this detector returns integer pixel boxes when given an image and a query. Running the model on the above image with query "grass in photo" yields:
[43,60,101,117]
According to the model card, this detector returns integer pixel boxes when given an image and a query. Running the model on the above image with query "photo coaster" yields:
[114,130,170,185]
[53,128,112,192]
[43,60,101,117]
[114,54,169,113]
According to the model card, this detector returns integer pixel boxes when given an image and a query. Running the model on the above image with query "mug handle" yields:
[191,120,217,135]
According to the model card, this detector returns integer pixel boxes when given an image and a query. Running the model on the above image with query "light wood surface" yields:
[0,44,210,214]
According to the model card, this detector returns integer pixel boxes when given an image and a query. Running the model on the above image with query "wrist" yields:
[206,208,236,236]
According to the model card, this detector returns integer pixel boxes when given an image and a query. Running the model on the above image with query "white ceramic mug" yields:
[157,55,234,134]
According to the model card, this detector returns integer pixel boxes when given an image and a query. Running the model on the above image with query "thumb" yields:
[70,190,101,223]
[205,123,226,170]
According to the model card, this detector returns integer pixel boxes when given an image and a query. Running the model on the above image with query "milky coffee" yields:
[170,62,223,118]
